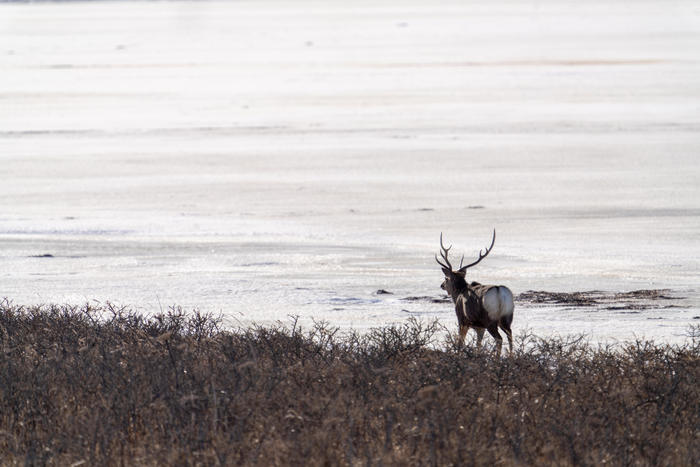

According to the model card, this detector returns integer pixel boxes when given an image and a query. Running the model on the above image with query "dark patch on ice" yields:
[402,309,443,315]
[241,262,280,267]
[613,290,678,300]
[401,295,451,304]
[375,289,393,295]
[517,289,687,312]
[517,290,602,306]
[467,205,485,210]
[416,208,434,212]
[28,254,86,259]
[329,297,381,305]
[608,304,683,312]
[606,305,655,311]
[693,316,700,320]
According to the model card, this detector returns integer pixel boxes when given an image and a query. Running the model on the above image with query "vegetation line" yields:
[0,301,697,465]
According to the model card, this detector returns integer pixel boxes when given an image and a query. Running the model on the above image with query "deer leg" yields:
[486,323,503,356]
[475,327,485,349]
[458,325,469,347]
[499,318,513,355]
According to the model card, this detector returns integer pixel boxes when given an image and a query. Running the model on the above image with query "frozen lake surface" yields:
[1,0,699,344]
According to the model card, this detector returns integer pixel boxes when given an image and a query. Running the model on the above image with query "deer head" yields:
[435,230,496,297]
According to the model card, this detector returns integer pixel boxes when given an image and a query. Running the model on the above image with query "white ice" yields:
[1,0,699,344]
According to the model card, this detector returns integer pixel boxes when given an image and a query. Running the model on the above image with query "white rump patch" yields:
[482,286,514,321]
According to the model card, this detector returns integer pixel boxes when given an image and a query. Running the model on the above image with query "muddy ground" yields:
[392,288,689,313]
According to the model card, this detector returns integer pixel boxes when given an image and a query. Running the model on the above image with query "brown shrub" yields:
[0,301,697,466]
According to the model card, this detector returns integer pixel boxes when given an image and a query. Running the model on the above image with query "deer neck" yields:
[449,279,469,303]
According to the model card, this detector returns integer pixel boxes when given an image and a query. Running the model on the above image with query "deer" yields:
[436,230,514,355]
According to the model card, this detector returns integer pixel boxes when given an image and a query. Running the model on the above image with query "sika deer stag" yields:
[436,230,514,354]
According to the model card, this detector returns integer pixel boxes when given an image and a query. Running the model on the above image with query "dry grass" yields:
[0,301,698,466]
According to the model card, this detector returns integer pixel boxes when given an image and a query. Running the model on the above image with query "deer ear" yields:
[441,267,451,276]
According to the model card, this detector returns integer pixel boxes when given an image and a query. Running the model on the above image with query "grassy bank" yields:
[0,302,697,466]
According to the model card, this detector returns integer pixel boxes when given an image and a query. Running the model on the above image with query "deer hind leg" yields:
[499,316,514,355]
[486,323,503,356]
[475,327,485,349]
[458,325,469,347]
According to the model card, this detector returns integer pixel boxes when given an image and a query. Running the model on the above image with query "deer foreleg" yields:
[475,327,485,348]
[458,325,469,347]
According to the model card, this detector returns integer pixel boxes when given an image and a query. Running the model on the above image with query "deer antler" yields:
[435,232,454,271]
[458,229,496,272]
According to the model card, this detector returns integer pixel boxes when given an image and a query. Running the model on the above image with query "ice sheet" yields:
[1,0,699,343]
